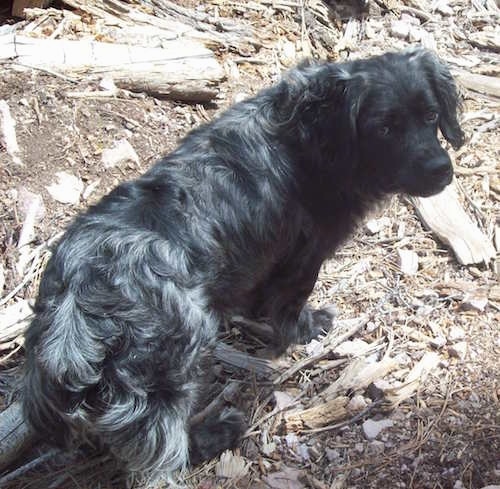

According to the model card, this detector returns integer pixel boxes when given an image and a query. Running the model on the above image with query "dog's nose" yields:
[425,156,453,182]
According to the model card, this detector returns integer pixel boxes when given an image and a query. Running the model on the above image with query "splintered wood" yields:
[281,356,398,432]
[0,300,32,349]
[273,316,369,385]
[284,396,350,431]
[409,183,496,265]
[281,353,442,432]
[318,356,399,401]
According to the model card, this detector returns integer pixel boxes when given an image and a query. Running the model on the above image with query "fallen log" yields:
[453,70,500,98]
[0,34,225,102]
[0,402,37,472]
[60,0,259,51]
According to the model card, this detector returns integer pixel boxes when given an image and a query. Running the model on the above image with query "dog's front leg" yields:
[253,243,336,353]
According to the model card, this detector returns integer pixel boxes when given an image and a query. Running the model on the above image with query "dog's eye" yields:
[425,111,439,123]
[378,126,390,137]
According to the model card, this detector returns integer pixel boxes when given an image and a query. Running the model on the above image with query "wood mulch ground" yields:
[0,0,498,488]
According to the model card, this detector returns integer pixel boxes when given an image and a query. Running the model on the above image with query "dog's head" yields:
[276,49,464,199]
[349,48,465,197]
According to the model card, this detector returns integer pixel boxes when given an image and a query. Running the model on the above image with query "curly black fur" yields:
[21,48,464,484]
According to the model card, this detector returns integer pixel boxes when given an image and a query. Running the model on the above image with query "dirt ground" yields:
[0,0,499,488]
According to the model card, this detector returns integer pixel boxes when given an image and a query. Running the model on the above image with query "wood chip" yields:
[0,100,23,166]
[397,249,419,275]
[448,341,468,360]
[214,450,249,479]
[46,171,83,205]
[362,418,394,440]
[365,216,391,235]
[101,138,139,169]
[381,352,440,410]
[263,467,305,489]
[461,288,489,311]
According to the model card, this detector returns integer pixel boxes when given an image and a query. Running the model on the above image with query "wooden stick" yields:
[214,343,277,376]
[0,449,62,485]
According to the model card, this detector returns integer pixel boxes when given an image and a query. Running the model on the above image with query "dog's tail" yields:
[22,286,192,483]
[22,289,106,444]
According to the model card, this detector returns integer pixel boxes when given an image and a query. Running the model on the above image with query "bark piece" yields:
[409,184,496,265]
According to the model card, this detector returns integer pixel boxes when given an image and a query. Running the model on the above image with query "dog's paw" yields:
[312,304,337,333]
[189,407,246,466]
[296,304,337,344]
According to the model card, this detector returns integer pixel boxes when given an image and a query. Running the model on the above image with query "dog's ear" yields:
[274,61,366,141]
[410,49,465,149]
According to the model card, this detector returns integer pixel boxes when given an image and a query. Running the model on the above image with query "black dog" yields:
[22,48,464,484]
